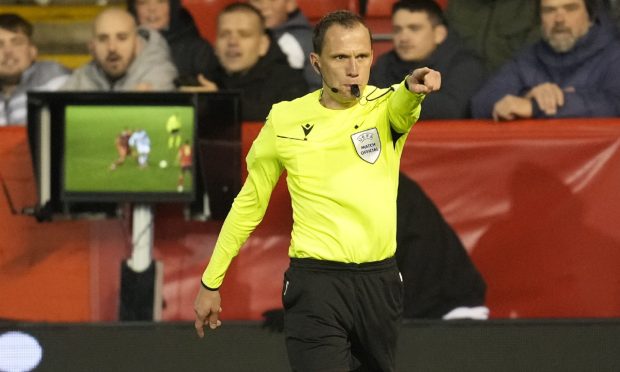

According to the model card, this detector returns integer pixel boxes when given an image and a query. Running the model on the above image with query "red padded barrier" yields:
[1,119,620,322]
[163,119,620,320]
[401,119,620,318]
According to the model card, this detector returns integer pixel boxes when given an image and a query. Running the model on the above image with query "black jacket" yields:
[396,173,487,318]
[371,32,486,119]
[205,37,308,121]
[127,0,217,85]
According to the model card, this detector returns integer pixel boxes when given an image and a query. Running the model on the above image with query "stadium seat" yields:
[182,0,238,43]
[437,0,448,9]
[297,0,360,24]
[365,0,397,17]
[363,0,394,36]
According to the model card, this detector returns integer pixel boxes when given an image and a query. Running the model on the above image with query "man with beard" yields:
[62,8,177,91]
[0,13,69,126]
[471,0,620,120]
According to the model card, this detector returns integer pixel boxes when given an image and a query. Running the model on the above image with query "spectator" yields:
[248,0,320,90]
[186,2,307,121]
[472,0,620,121]
[127,0,218,86]
[445,0,540,73]
[62,8,177,91]
[370,0,486,119]
[0,13,69,126]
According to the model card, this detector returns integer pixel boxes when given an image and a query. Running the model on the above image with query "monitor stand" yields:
[119,204,163,321]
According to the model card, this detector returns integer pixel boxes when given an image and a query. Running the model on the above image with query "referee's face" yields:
[311,23,373,109]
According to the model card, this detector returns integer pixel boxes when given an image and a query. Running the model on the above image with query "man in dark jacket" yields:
[370,0,486,119]
[189,2,308,121]
[472,0,620,120]
[127,0,217,87]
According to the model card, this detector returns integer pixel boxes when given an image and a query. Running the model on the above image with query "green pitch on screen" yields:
[64,105,194,193]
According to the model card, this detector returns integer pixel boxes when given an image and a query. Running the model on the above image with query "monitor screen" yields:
[63,105,195,202]
[27,91,242,220]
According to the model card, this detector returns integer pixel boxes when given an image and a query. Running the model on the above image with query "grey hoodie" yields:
[271,10,319,91]
[62,27,177,91]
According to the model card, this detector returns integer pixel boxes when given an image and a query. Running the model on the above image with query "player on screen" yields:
[177,139,192,191]
[110,128,133,170]
[128,128,151,169]
[166,113,182,149]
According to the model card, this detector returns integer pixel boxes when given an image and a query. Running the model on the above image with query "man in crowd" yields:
[371,0,485,119]
[472,0,620,120]
[127,0,217,86]
[62,8,177,91]
[248,0,320,90]
[187,2,307,121]
[0,13,69,126]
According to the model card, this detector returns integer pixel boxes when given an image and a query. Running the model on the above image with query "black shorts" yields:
[283,257,403,372]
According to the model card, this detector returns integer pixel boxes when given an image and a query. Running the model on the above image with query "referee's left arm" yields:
[388,67,442,133]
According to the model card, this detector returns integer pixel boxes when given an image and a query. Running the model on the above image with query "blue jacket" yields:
[472,19,620,119]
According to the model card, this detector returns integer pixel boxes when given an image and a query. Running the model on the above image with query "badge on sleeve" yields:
[351,128,381,164]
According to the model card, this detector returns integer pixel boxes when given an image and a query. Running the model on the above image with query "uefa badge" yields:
[351,128,381,164]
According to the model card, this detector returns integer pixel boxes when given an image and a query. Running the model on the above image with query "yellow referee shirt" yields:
[203,82,424,288]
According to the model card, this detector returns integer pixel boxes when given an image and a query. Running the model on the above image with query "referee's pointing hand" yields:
[407,67,441,95]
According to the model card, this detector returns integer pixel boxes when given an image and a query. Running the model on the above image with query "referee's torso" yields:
[266,85,412,263]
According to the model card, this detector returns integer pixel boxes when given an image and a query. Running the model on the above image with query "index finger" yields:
[194,316,206,338]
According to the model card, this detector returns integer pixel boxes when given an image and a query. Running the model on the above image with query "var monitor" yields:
[27,91,242,220]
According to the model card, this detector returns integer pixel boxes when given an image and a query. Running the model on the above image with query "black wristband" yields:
[201,280,219,291]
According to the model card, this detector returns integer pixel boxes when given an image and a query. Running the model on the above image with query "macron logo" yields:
[302,123,314,138]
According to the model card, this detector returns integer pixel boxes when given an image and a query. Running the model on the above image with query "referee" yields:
[194,10,441,372]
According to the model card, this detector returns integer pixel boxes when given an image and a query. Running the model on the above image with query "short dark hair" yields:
[0,13,33,38]
[218,2,266,32]
[392,0,446,27]
[312,10,370,54]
